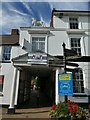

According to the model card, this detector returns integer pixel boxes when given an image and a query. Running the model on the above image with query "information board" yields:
[58,73,73,96]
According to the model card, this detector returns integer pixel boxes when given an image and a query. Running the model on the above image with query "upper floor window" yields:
[73,68,84,93]
[2,46,11,61]
[70,38,81,56]
[0,75,4,92]
[32,37,45,52]
[69,17,78,29]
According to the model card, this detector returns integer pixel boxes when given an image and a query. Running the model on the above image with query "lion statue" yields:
[31,17,45,27]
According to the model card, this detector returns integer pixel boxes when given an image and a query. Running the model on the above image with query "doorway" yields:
[17,65,55,108]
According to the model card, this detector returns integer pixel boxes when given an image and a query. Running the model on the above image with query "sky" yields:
[0,1,90,35]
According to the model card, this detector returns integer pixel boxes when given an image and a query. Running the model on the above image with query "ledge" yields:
[67,29,85,34]
[73,94,88,97]
[1,61,11,63]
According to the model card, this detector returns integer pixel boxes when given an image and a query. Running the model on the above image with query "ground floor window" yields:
[0,75,4,92]
[72,68,84,93]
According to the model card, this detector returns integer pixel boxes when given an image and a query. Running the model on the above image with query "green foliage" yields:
[48,100,88,119]
[34,76,40,89]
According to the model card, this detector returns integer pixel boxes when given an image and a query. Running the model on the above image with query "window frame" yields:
[72,68,84,94]
[69,17,78,29]
[2,46,11,61]
[31,35,47,53]
[70,38,81,56]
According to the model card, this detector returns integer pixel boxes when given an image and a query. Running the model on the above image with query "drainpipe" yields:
[7,68,18,114]
[55,67,60,105]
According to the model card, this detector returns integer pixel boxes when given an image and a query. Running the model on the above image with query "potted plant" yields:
[48,100,88,120]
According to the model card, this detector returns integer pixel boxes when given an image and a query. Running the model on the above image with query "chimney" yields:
[50,8,55,28]
[11,29,19,35]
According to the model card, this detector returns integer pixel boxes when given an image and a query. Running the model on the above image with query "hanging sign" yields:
[58,73,73,96]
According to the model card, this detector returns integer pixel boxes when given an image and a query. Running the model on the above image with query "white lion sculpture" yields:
[31,17,45,27]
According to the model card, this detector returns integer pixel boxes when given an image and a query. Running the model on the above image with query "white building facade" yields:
[0,9,90,113]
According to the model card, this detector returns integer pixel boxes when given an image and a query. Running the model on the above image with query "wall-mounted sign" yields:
[58,73,73,96]
[28,53,47,65]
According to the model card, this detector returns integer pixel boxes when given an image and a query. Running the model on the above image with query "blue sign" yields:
[58,73,73,96]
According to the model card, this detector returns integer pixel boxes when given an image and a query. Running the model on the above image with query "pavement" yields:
[0,90,52,120]
[1,106,51,119]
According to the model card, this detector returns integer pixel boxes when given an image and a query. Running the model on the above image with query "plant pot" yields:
[51,118,86,120]
[51,118,60,120]
[51,118,70,120]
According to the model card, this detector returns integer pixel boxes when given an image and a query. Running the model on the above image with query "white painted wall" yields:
[11,46,27,59]
[19,30,30,47]
[48,30,68,56]
[53,15,89,30]
[0,46,26,105]
[80,16,89,29]
[0,63,14,105]
[53,15,68,28]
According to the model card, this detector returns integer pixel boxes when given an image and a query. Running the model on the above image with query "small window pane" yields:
[39,37,45,41]
[32,42,38,52]
[39,42,45,51]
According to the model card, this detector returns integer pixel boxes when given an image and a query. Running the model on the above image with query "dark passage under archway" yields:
[17,65,55,109]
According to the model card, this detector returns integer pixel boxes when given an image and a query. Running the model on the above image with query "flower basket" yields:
[49,100,88,120]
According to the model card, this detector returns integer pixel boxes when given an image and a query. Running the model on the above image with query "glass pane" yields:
[80,74,83,79]
[0,85,3,92]
[32,42,38,52]
[76,23,78,29]
[39,42,45,51]
[39,37,45,41]
[81,81,84,86]
[32,37,38,42]
[81,87,84,93]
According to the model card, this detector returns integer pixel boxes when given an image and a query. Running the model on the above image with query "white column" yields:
[45,35,48,53]
[55,67,60,105]
[8,68,18,114]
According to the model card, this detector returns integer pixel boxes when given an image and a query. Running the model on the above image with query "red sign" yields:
[0,76,4,84]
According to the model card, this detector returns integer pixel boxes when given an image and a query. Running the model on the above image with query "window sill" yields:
[73,93,88,97]
[67,29,85,34]
[1,61,11,63]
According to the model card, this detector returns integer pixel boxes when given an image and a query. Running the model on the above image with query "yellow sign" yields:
[59,74,71,80]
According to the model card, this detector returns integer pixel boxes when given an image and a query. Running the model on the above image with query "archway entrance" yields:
[17,65,55,108]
